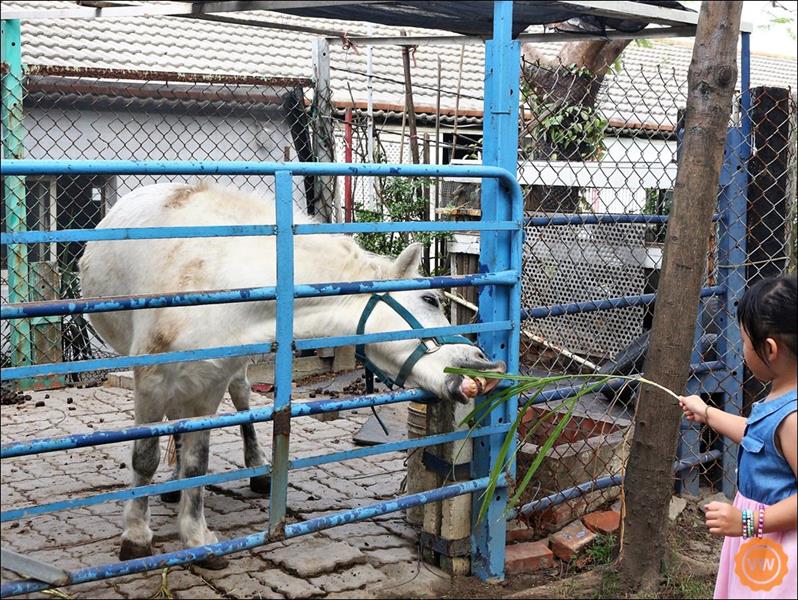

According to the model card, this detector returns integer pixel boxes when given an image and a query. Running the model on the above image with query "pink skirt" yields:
[714,492,797,599]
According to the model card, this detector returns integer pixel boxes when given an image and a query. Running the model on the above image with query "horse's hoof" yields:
[249,475,271,494]
[160,489,181,503]
[119,539,153,561]
[195,555,229,570]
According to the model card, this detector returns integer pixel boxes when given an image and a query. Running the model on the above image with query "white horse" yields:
[79,181,504,566]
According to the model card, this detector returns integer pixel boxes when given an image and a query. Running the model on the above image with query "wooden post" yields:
[401,43,420,166]
[312,37,336,223]
[620,1,743,592]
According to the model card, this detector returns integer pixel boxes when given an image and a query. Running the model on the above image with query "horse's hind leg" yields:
[159,433,182,504]
[177,429,228,569]
[120,375,165,560]
[229,372,270,494]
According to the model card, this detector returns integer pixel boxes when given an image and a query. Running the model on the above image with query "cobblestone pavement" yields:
[1,375,453,599]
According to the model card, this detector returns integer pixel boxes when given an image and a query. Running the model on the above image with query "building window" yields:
[1,175,110,271]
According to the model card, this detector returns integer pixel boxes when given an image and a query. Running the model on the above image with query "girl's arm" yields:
[679,394,747,444]
[765,412,798,534]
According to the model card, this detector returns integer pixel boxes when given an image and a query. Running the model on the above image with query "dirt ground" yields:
[436,493,722,600]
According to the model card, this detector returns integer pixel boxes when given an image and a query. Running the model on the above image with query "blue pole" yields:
[471,0,520,581]
[716,116,748,500]
[0,160,522,206]
[269,170,294,539]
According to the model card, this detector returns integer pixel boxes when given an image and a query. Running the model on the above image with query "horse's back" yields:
[79,182,277,356]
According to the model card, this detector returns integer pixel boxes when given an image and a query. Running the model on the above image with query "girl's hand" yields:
[679,394,708,424]
[704,501,743,537]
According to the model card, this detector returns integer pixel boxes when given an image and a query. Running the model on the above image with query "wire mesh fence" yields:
[1,67,320,385]
[2,41,796,539]
[511,59,796,529]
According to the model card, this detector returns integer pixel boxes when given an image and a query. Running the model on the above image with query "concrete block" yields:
[669,495,687,521]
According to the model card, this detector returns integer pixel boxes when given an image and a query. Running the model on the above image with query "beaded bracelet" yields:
[757,505,765,538]
[742,509,755,539]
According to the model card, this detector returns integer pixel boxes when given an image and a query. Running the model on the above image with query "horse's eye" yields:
[422,295,440,308]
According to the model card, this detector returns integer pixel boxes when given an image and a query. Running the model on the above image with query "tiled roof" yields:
[8,1,797,129]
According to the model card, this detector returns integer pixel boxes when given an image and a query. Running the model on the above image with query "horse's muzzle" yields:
[445,359,506,404]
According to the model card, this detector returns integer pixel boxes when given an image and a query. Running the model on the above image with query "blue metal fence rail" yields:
[0,155,523,595]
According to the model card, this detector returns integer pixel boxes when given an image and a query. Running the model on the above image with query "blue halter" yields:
[355,293,474,391]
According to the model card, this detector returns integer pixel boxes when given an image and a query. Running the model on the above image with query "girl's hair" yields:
[737,274,797,363]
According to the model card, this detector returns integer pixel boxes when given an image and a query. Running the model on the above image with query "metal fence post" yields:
[471,0,520,581]
[269,169,295,538]
[716,126,747,499]
[713,31,751,500]
[1,19,33,374]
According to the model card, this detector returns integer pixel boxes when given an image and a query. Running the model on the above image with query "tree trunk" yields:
[521,40,631,211]
[619,1,743,593]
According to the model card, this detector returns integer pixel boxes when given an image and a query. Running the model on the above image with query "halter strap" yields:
[355,293,473,389]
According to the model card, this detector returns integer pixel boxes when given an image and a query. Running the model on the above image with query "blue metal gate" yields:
[0,3,522,593]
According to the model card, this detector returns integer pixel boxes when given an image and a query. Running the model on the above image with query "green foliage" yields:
[444,368,679,522]
[354,176,450,270]
[587,533,617,566]
[521,69,608,161]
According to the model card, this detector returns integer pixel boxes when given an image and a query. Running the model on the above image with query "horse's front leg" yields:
[228,373,270,493]
[120,379,164,560]
[177,429,228,569]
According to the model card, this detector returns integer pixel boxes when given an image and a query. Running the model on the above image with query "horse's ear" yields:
[393,243,423,278]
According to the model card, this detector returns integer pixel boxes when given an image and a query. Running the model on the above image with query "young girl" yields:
[680,274,796,599]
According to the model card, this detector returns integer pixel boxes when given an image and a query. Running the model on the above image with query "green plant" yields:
[521,64,608,162]
[445,368,680,523]
[355,176,450,273]
[587,533,618,566]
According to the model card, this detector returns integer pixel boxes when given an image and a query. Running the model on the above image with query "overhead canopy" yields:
[265,1,692,38]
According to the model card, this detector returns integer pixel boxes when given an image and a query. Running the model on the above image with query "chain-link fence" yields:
[3,39,796,542]
[1,67,326,385]
[511,59,796,531]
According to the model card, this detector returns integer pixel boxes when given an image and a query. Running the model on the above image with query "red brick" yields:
[582,510,621,535]
[506,521,537,544]
[549,521,596,561]
[505,540,554,574]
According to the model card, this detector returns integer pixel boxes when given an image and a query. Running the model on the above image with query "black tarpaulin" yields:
[267,1,692,38]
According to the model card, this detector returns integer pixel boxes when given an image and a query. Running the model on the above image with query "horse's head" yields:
[359,243,506,403]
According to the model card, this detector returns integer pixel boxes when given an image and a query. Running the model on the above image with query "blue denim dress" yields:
[737,390,797,505]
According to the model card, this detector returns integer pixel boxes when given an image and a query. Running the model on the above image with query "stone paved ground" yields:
[0,375,454,599]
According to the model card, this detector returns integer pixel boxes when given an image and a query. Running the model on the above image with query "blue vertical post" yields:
[472,0,520,581]
[677,322,705,496]
[740,33,751,145]
[269,170,294,538]
[714,32,751,499]
[717,127,747,500]
[1,19,32,375]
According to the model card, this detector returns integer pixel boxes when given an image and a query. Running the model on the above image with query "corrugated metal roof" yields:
[7,1,797,129]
